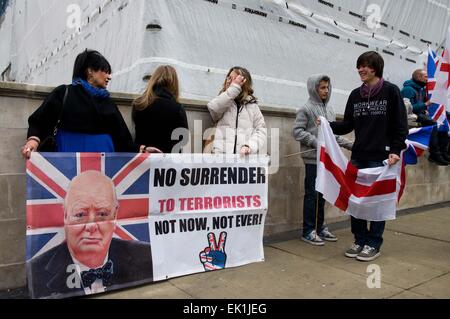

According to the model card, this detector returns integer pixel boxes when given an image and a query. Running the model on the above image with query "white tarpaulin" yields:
[1,0,449,112]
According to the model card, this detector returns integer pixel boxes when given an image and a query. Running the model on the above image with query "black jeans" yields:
[438,131,449,155]
[350,160,386,250]
[302,164,326,236]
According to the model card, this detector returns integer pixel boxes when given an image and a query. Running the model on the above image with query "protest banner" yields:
[26,153,268,299]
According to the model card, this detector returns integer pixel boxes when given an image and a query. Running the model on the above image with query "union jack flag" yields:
[428,46,450,132]
[403,126,434,165]
[26,152,151,261]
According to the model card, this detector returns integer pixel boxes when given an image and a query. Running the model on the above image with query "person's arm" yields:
[401,86,426,114]
[336,135,353,150]
[27,85,66,141]
[292,107,318,149]
[329,96,355,135]
[131,108,142,146]
[390,85,409,158]
[207,84,241,122]
[179,105,189,131]
[174,105,189,153]
[246,105,267,154]
[22,85,66,158]
[110,103,141,152]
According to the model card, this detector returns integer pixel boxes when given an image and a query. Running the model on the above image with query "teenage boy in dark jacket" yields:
[319,51,408,261]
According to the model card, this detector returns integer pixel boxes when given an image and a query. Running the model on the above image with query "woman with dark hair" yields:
[206,66,266,155]
[132,65,189,153]
[22,49,150,158]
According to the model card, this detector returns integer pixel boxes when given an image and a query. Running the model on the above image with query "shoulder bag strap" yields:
[52,85,69,136]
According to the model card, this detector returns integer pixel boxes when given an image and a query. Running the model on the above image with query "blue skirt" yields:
[56,130,115,152]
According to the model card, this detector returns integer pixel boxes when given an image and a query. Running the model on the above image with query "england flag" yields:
[315,117,404,221]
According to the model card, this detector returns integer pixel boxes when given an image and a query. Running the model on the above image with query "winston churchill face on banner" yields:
[27,169,153,299]
[64,171,118,269]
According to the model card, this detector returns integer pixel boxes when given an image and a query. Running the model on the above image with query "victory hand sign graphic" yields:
[199,232,227,271]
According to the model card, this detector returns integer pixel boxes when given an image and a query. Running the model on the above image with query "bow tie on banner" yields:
[80,260,114,288]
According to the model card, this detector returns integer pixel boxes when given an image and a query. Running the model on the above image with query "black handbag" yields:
[37,86,69,152]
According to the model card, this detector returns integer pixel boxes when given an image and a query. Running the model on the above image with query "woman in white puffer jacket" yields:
[207,66,267,155]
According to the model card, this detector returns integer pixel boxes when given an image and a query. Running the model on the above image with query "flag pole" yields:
[315,192,319,234]
[436,38,446,56]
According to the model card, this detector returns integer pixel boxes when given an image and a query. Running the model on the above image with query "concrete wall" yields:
[1,81,449,291]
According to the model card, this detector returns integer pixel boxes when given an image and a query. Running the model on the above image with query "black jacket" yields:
[132,87,189,153]
[27,238,153,299]
[27,85,138,152]
[330,81,408,161]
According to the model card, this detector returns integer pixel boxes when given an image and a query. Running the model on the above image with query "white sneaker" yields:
[319,227,338,242]
[345,243,363,258]
[301,230,325,246]
[356,245,381,261]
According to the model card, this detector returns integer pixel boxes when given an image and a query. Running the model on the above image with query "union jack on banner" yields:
[26,152,152,261]
[427,46,449,132]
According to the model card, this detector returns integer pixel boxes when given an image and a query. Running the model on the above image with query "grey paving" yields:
[92,205,450,299]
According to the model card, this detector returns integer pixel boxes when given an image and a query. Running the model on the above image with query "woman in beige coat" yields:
[207,67,267,155]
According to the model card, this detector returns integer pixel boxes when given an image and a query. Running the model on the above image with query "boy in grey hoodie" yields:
[293,74,352,245]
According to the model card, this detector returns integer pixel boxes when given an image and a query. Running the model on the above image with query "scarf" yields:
[72,78,110,99]
[360,78,384,99]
